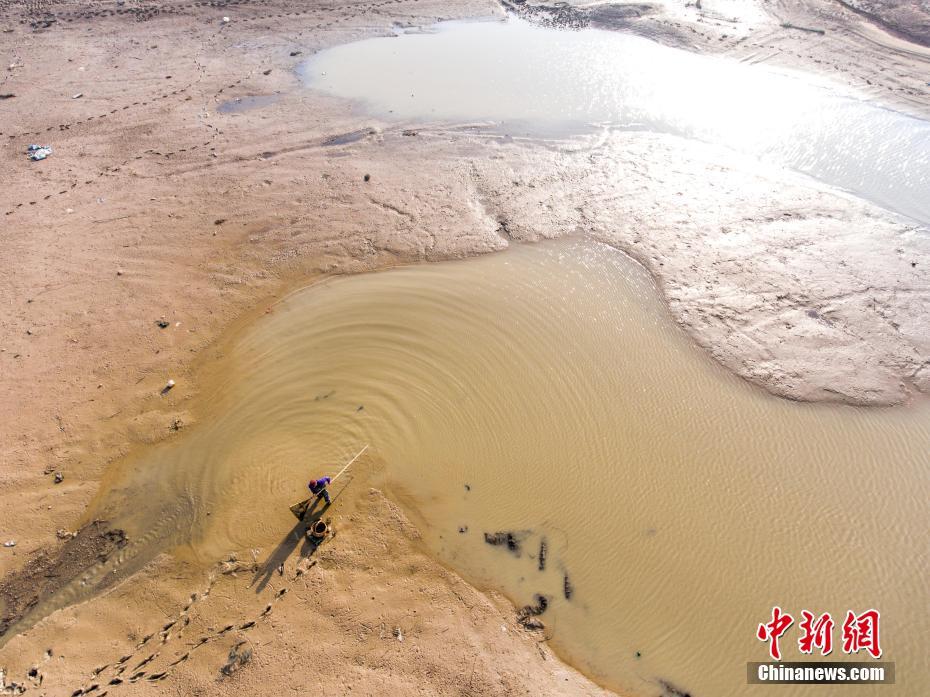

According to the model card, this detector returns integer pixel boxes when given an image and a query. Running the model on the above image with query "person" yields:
[308,476,332,505]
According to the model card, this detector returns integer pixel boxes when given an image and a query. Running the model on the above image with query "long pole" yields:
[331,444,369,483]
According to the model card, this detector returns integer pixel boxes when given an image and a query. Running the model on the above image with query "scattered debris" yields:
[56,529,76,540]
[27,144,52,161]
[0,668,26,695]
[170,418,183,431]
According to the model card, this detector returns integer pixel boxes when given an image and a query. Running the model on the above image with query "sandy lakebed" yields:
[1,1,929,696]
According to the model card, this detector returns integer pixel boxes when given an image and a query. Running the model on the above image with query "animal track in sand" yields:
[61,549,321,695]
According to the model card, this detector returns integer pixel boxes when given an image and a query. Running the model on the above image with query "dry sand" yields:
[0,0,928,695]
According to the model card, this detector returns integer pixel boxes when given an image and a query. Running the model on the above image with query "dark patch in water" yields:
[658,679,693,697]
[517,593,549,628]
[483,530,529,555]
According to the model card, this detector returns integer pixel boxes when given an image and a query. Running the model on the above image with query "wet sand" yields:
[1,0,929,695]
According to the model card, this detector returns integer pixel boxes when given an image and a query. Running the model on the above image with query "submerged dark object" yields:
[538,538,547,571]
[658,679,692,697]
[563,573,574,600]
[483,531,528,555]
[517,593,549,628]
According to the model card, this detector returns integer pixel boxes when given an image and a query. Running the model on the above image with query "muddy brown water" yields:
[19,239,928,696]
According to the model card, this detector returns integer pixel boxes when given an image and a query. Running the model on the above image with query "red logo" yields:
[842,609,882,659]
[799,611,834,656]
[758,607,882,660]
[757,606,794,660]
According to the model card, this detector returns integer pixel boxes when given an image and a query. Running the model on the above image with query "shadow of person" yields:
[250,478,352,593]
[250,500,328,593]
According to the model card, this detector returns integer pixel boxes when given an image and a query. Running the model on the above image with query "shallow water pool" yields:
[302,18,930,225]
[55,238,930,696]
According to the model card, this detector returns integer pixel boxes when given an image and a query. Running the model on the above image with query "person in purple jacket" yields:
[308,476,332,505]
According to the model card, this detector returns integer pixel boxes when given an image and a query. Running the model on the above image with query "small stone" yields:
[392,627,403,642]
[156,319,169,328]
[3,540,15,547]
[363,173,371,182]
[116,269,124,276]
[54,472,64,483]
